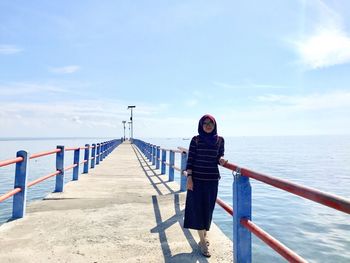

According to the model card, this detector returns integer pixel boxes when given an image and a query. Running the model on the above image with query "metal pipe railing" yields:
[133,138,350,263]
[239,166,350,214]
[0,157,24,167]
[0,139,121,221]
[29,149,61,159]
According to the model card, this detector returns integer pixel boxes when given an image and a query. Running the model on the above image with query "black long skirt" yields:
[183,178,219,231]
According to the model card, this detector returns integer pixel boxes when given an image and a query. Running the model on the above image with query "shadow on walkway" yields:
[132,145,179,195]
[151,194,209,263]
[132,145,208,262]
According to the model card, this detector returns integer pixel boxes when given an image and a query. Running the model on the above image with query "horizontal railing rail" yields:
[133,138,350,263]
[0,139,121,220]
[29,149,61,159]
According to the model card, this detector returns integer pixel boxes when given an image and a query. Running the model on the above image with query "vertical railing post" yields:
[96,143,100,165]
[156,146,160,169]
[12,150,29,219]
[161,149,166,175]
[233,168,252,263]
[103,141,105,159]
[169,150,175,181]
[91,143,96,169]
[100,142,104,162]
[83,144,90,174]
[73,148,80,180]
[180,151,188,191]
[55,145,65,192]
[148,144,152,161]
[152,145,156,165]
[105,142,108,157]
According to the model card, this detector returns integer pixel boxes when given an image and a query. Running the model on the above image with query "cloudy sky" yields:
[1,0,350,138]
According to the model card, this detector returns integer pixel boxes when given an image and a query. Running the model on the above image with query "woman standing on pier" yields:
[184,114,227,258]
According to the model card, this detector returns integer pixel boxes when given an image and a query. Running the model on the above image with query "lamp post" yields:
[128,121,132,140]
[127,105,136,143]
[122,121,126,141]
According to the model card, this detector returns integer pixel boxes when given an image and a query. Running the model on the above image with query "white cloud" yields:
[219,90,350,136]
[256,90,350,111]
[0,45,23,55]
[256,94,288,103]
[213,81,286,90]
[49,65,80,74]
[0,82,69,96]
[294,28,350,69]
[213,82,242,89]
[0,99,181,137]
[291,0,350,69]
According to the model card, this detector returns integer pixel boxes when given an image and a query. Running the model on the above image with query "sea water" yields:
[1,136,349,263]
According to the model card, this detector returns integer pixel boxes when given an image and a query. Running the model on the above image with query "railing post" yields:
[83,144,90,174]
[156,146,160,169]
[12,150,29,219]
[161,149,166,175]
[148,144,152,161]
[180,151,188,191]
[233,168,252,263]
[103,141,105,159]
[152,145,156,165]
[73,148,80,180]
[55,145,65,192]
[96,143,100,165]
[169,150,175,181]
[91,143,96,169]
[100,142,104,162]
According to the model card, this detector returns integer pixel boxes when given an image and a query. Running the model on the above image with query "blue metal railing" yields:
[133,139,350,263]
[0,139,121,220]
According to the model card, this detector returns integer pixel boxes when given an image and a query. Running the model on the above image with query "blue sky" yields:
[1,0,350,138]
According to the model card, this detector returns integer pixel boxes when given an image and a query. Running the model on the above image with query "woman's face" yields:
[202,118,215,133]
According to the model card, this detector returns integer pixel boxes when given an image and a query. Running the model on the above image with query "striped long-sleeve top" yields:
[186,135,225,180]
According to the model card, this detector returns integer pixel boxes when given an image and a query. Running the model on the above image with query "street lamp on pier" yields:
[128,121,132,140]
[122,121,126,141]
[127,105,136,143]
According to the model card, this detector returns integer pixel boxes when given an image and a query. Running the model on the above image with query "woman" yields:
[183,114,227,257]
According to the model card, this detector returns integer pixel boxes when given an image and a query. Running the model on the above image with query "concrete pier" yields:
[0,143,232,262]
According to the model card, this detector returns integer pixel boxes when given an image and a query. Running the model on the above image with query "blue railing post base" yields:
[12,150,29,219]
[233,168,252,263]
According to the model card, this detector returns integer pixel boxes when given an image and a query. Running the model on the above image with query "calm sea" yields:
[1,136,349,263]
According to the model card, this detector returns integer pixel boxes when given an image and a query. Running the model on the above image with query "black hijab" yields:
[198,114,218,146]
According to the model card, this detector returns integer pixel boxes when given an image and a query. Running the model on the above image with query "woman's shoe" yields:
[198,241,211,258]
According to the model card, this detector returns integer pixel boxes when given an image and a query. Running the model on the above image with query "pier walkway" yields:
[0,142,232,263]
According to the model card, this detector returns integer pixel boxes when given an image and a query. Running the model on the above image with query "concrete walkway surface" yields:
[0,143,233,263]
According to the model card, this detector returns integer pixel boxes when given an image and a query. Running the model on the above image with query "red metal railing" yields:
[0,139,119,221]
[138,141,350,262]
[216,197,233,216]
[241,219,308,263]
[29,149,61,159]
[0,157,24,167]
[215,196,308,262]
[27,171,61,188]
[216,160,350,262]
[0,148,63,202]
[65,147,79,151]
[222,163,350,215]
[0,188,22,202]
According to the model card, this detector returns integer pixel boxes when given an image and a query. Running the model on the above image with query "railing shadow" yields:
[151,194,209,263]
[131,145,179,195]
[132,145,208,262]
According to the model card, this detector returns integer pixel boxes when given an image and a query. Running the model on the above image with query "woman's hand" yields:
[187,176,193,191]
[219,158,228,166]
